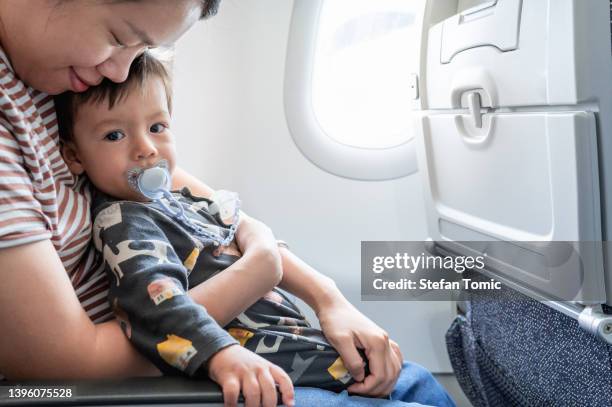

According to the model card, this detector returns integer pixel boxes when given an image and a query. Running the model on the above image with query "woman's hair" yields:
[58,0,221,19]
[54,51,173,143]
[198,0,221,19]
[108,0,221,19]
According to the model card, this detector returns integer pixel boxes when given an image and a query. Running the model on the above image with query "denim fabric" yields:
[446,278,612,407]
[293,361,456,406]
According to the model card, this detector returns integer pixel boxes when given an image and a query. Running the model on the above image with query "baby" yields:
[54,52,365,391]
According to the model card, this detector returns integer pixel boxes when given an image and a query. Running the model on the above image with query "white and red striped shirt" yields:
[0,48,112,323]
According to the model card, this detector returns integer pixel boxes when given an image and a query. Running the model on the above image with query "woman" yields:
[0,1,453,406]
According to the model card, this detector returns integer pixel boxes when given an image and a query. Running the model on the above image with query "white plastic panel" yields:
[440,0,521,64]
[423,0,611,109]
[415,111,606,302]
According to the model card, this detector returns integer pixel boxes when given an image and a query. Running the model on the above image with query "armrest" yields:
[1,376,237,406]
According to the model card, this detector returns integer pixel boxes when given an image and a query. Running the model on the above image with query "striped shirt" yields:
[0,48,112,323]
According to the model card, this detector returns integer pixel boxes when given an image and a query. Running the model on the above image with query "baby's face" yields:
[67,77,177,201]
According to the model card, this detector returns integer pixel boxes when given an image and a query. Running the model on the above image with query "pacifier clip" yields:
[128,161,240,247]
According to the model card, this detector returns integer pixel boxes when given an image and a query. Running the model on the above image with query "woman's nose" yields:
[96,47,145,83]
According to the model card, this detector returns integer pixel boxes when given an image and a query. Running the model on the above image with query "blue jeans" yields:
[293,361,456,407]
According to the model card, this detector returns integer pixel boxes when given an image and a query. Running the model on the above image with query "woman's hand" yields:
[316,298,404,398]
[206,344,295,407]
[274,247,404,397]
[234,212,280,256]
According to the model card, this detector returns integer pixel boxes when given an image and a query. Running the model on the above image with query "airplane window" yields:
[312,0,421,149]
[284,0,424,180]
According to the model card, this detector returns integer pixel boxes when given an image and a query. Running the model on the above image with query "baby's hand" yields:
[206,344,295,407]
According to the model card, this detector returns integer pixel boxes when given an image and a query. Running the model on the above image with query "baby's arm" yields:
[94,201,238,376]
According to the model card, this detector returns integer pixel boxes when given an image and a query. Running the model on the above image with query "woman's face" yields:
[0,0,201,95]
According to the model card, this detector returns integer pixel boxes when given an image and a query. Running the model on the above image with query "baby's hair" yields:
[55,51,172,143]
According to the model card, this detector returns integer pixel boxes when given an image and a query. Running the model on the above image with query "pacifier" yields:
[127,160,171,200]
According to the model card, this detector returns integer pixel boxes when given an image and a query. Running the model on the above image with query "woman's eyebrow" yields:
[124,19,155,47]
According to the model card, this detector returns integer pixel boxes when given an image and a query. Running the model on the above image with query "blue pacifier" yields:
[138,166,171,199]
[127,160,171,200]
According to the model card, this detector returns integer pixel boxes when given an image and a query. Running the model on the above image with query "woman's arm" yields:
[172,167,402,396]
[172,167,214,198]
[277,247,404,398]
[0,223,281,378]
[172,167,283,326]
[0,240,160,379]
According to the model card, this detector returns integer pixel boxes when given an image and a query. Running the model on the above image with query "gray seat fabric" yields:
[446,276,612,407]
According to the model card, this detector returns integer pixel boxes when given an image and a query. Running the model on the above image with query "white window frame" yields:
[284,0,419,181]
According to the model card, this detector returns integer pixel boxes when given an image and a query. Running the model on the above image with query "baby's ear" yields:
[61,141,85,175]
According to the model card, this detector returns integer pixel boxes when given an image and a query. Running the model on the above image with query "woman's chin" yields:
[32,81,69,96]
[21,77,62,95]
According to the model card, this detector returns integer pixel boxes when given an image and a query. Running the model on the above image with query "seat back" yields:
[415,0,612,305]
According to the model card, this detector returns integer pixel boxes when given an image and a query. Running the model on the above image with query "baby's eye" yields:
[150,123,167,134]
[104,131,125,141]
